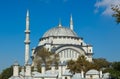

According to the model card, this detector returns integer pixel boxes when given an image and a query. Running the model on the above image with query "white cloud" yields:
[95,0,120,15]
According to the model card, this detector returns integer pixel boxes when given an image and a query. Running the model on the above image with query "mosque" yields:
[9,10,110,79]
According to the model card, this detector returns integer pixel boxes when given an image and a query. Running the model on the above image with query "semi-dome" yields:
[43,26,78,37]
[86,69,99,75]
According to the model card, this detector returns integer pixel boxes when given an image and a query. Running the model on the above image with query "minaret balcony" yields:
[25,30,30,33]
[24,40,30,44]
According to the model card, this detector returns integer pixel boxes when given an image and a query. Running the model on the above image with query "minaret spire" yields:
[70,14,73,30]
[24,10,30,65]
[58,18,62,27]
[27,10,29,17]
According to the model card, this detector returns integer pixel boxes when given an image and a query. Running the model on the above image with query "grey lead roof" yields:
[43,26,78,37]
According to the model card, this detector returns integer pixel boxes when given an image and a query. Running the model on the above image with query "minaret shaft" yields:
[26,17,29,30]
[25,44,30,64]
[24,10,30,65]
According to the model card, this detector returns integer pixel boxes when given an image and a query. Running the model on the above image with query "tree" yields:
[75,55,91,72]
[93,58,110,71]
[67,56,111,73]
[67,55,94,73]
[67,59,76,74]
[112,5,120,24]
[35,47,51,65]
[109,62,120,79]
[0,66,13,79]
[112,62,120,71]
[33,47,59,70]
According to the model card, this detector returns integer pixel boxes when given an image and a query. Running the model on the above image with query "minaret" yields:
[24,10,30,65]
[70,14,73,30]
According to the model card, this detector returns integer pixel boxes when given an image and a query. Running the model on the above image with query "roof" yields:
[33,70,58,78]
[24,77,32,79]
[32,72,43,78]
[72,73,82,79]
[62,70,72,76]
[43,26,78,37]
[86,69,99,75]
[9,76,22,79]
[103,72,110,78]
[43,74,58,78]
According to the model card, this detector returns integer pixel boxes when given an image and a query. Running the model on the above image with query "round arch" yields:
[55,46,86,62]
[55,46,85,55]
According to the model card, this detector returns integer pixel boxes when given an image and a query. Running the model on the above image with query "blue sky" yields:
[0,0,120,72]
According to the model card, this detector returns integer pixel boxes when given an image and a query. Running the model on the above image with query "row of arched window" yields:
[59,49,79,58]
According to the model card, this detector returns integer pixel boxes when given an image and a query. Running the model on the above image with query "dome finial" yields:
[58,18,62,27]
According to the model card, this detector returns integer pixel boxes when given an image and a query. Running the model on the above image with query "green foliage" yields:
[35,47,51,65]
[67,59,76,73]
[76,56,90,72]
[31,66,41,73]
[37,65,41,72]
[109,69,120,79]
[112,62,120,71]
[93,58,110,70]
[0,66,13,79]
[112,5,120,24]
[34,47,59,70]
[67,56,110,73]
[109,62,120,79]
[67,55,94,73]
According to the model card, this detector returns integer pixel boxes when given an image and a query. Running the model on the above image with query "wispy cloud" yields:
[94,0,120,15]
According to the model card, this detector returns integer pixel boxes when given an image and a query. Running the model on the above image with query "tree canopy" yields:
[109,62,120,79]
[67,56,94,73]
[0,66,13,79]
[33,47,59,70]
[112,5,120,24]
[93,58,110,70]
[67,56,110,73]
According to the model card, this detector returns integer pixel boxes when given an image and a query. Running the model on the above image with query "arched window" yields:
[89,49,91,52]
[65,77,67,79]
[81,42,83,46]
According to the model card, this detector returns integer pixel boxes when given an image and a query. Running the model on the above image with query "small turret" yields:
[13,61,19,77]
[25,63,31,77]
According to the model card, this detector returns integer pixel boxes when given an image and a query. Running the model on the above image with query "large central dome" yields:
[43,25,78,37]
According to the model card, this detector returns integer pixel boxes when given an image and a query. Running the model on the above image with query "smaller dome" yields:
[103,73,110,78]
[86,69,99,75]
[43,26,78,37]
